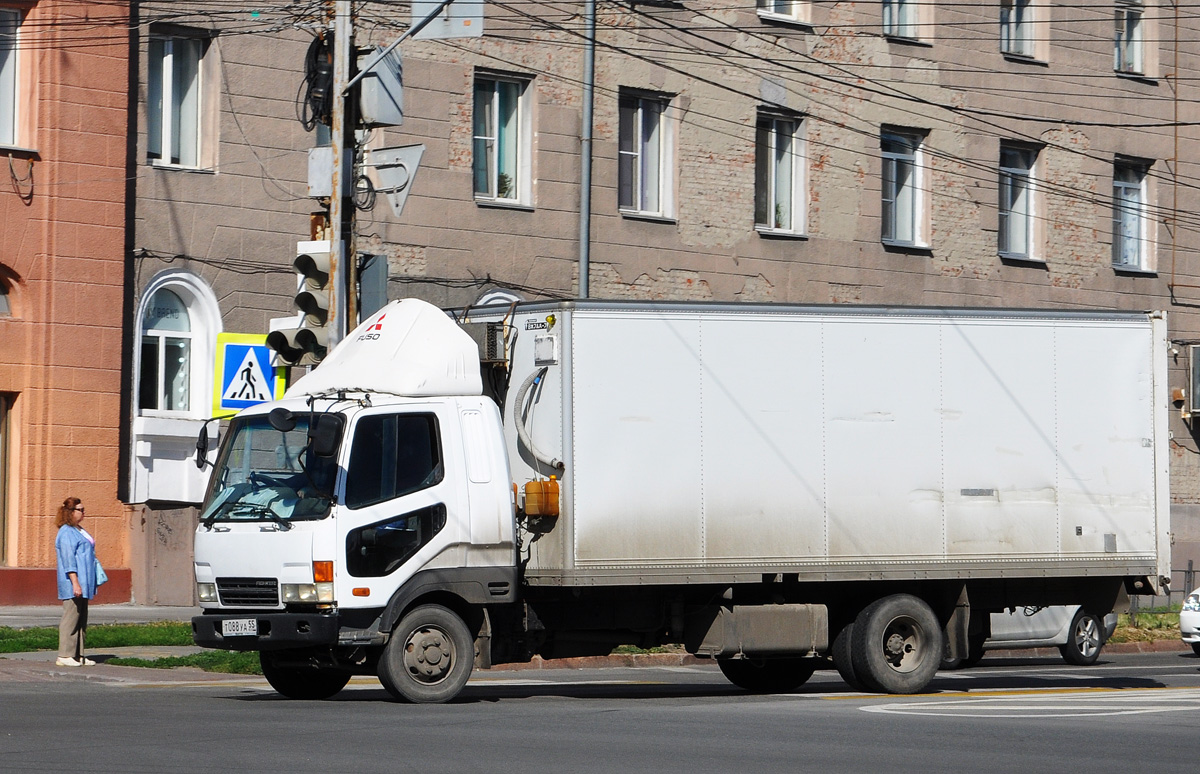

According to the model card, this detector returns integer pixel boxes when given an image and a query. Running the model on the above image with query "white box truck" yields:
[191,299,1171,701]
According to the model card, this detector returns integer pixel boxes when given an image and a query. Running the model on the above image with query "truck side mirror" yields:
[309,414,344,458]
[195,426,209,470]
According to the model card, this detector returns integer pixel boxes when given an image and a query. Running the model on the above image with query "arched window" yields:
[139,288,192,412]
[0,280,9,317]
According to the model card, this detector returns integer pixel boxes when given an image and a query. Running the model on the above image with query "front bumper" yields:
[192,611,340,651]
[1180,610,1200,644]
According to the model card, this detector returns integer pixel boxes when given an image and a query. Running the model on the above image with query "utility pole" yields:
[328,0,353,349]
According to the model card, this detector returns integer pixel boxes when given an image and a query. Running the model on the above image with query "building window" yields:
[999,145,1037,260]
[0,9,19,146]
[1000,0,1034,57]
[139,288,192,413]
[148,33,207,167]
[755,112,805,234]
[473,75,530,204]
[757,0,808,24]
[881,129,925,246]
[1112,159,1150,270]
[882,0,918,38]
[619,91,672,217]
[0,276,9,316]
[1114,1,1144,75]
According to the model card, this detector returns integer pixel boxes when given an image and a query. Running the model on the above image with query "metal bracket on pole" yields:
[343,0,460,95]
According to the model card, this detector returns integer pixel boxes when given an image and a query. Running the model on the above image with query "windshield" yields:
[200,413,341,527]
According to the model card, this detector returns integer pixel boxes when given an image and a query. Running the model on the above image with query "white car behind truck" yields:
[191,300,1171,701]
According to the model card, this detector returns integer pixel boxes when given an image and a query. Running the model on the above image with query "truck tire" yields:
[716,656,817,693]
[831,623,866,691]
[259,650,351,700]
[378,604,474,703]
[850,594,943,694]
[1059,609,1104,666]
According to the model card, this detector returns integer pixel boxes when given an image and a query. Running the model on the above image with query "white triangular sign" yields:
[223,349,272,402]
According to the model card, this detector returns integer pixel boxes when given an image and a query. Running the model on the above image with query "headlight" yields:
[1183,593,1200,613]
[197,583,217,603]
[282,583,334,603]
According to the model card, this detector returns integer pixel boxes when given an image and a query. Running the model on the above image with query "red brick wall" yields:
[0,0,130,589]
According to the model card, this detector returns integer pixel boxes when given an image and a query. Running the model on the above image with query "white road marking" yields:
[862,688,1200,718]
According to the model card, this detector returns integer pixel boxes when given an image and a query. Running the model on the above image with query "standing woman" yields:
[54,497,97,666]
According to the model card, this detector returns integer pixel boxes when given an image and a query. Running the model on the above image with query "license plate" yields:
[221,618,258,637]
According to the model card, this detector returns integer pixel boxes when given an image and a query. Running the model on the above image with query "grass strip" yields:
[106,651,263,675]
[0,622,193,653]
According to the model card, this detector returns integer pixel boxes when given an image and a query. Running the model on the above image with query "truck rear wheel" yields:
[831,623,865,691]
[259,650,351,700]
[378,604,474,703]
[717,656,816,693]
[850,594,942,694]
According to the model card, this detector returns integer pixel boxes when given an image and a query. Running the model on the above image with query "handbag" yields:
[95,558,108,587]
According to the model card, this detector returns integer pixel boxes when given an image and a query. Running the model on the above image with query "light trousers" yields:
[57,597,88,659]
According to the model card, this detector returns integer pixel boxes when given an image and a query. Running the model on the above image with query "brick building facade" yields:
[0,0,132,601]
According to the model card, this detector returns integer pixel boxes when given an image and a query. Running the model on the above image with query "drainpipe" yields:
[578,0,595,299]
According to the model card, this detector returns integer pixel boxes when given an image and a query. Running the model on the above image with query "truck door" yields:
[337,406,464,603]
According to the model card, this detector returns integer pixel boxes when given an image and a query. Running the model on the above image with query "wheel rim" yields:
[1075,617,1100,658]
[879,616,925,674]
[403,624,456,685]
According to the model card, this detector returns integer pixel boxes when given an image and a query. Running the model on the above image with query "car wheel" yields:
[1191,642,1200,657]
[378,604,474,703]
[260,650,351,700]
[1059,609,1104,666]
[717,657,817,693]
[850,594,943,694]
[941,632,986,671]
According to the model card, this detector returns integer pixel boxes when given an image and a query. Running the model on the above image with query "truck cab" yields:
[192,301,517,701]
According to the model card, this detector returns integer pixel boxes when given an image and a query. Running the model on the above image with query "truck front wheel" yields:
[850,594,942,694]
[259,650,351,700]
[378,604,474,703]
[717,656,816,693]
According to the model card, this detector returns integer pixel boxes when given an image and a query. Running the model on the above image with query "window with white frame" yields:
[619,91,672,217]
[1112,159,1151,270]
[148,33,207,167]
[882,0,918,38]
[755,112,805,233]
[998,144,1037,259]
[0,270,9,316]
[473,75,530,204]
[1001,0,1034,57]
[881,129,925,246]
[1114,1,1144,75]
[0,9,19,147]
[139,288,192,413]
[757,0,808,24]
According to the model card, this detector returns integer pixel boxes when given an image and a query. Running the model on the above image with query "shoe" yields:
[55,657,82,667]
[81,658,96,666]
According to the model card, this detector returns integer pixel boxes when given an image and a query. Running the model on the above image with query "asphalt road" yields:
[2,651,1199,773]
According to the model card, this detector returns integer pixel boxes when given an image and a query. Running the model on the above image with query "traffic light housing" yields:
[267,240,331,366]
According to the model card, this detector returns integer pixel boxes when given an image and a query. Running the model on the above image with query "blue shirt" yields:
[55,525,97,600]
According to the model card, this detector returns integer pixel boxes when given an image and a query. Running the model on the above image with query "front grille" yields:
[216,577,279,606]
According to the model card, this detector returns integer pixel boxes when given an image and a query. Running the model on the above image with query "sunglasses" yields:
[73,506,85,513]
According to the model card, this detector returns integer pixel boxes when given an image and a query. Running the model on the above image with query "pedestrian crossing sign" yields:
[213,334,285,417]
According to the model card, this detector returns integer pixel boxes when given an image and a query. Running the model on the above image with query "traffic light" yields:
[267,240,331,366]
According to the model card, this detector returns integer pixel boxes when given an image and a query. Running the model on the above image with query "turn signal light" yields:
[352,588,370,597]
[313,561,334,582]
